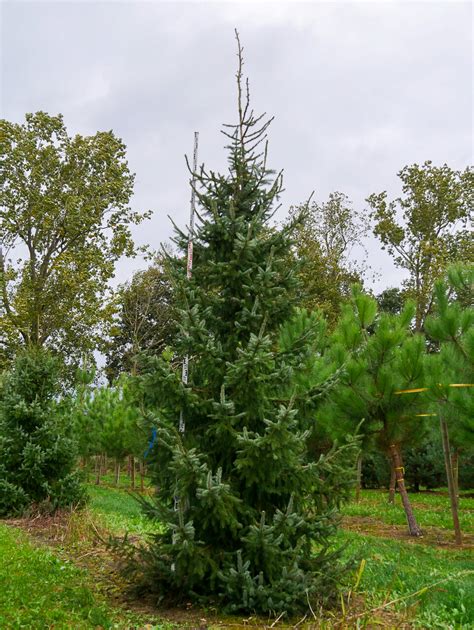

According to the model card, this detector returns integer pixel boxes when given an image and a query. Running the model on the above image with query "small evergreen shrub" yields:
[0,349,86,516]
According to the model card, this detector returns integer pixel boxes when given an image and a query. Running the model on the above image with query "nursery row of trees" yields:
[0,40,472,614]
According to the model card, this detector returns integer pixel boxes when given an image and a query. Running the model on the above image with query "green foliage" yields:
[404,436,446,492]
[0,348,86,516]
[367,161,473,331]
[321,289,427,454]
[127,40,360,615]
[376,287,405,315]
[425,264,474,445]
[360,451,391,489]
[73,377,147,465]
[361,435,448,493]
[105,258,176,381]
[289,192,369,327]
[0,111,148,371]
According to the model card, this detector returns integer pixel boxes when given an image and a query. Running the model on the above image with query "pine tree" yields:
[320,289,428,536]
[425,264,473,443]
[74,377,146,487]
[425,264,473,545]
[127,36,359,615]
[0,348,86,516]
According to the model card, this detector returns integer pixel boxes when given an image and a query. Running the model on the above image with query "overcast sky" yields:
[1,0,472,291]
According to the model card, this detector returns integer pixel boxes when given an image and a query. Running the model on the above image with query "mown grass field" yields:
[0,479,473,628]
[344,488,474,532]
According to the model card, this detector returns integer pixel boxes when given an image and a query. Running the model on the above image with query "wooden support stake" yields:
[389,443,422,537]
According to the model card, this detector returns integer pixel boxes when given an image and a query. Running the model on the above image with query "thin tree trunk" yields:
[389,444,422,537]
[388,458,396,504]
[115,460,121,487]
[130,456,136,490]
[140,461,145,492]
[95,454,101,485]
[440,417,462,545]
[84,455,90,482]
[355,454,362,502]
[100,453,107,478]
[127,455,132,478]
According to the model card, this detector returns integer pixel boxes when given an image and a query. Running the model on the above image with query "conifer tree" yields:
[320,289,427,536]
[0,348,86,515]
[425,264,473,545]
[425,265,473,443]
[128,36,359,614]
[74,377,146,486]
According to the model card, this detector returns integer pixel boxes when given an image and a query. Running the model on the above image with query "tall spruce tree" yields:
[128,37,359,614]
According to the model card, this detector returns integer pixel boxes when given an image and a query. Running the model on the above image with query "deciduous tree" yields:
[105,258,175,382]
[0,112,148,369]
[367,161,473,331]
[289,192,369,327]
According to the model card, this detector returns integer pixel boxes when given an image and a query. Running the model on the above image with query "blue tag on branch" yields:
[144,427,157,458]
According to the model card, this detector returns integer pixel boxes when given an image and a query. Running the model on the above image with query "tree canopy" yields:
[0,111,148,370]
[105,258,176,382]
[367,161,473,331]
[289,192,369,327]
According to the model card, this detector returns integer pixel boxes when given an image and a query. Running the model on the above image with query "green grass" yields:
[2,482,472,629]
[344,489,474,532]
[337,530,474,628]
[88,484,156,534]
[87,483,160,535]
[0,522,117,629]
[83,468,153,490]
[86,484,474,628]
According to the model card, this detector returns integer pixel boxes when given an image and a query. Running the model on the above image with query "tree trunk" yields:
[389,444,422,537]
[140,461,145,492]
[388,458,396,504]
[440,417,462,545]
[130,455,136,490]
[114,460,121,487]
[95,454,101,485]
[84,455,90,482]
[355,454,362,502]
[100,453,107,478]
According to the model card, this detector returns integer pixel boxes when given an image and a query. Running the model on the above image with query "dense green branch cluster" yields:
[124,40,360,613]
